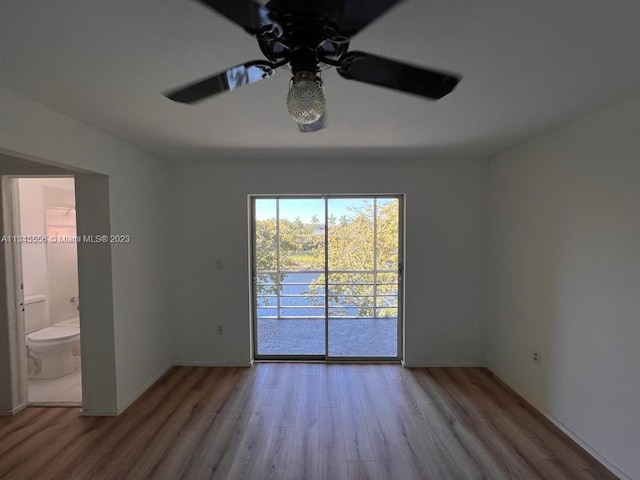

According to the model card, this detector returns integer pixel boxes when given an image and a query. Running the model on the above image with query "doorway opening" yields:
[251,195,403,361]
[14,177,82,405]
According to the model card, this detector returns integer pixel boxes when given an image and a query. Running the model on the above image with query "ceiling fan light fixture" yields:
[286,71,325,125]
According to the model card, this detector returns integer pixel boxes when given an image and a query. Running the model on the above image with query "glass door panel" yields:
[254,198,326,356]
[327,198,399,358]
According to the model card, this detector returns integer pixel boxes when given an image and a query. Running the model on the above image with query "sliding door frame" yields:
[250,194,404,362]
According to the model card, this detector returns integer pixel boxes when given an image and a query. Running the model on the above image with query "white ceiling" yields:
[1,0,640,160]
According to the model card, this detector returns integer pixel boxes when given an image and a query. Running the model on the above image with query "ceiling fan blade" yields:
[334,0,405,38]
[165,62,276,104]
[337,51,461,100]
[195,0,272,34]
[298,114,327,133]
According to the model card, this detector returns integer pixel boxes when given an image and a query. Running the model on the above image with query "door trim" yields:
[2,177,28,408]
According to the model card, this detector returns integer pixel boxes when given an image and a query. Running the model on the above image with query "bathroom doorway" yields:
[15,177,82,405]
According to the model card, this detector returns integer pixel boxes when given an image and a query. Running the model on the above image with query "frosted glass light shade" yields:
[287,76,325,124]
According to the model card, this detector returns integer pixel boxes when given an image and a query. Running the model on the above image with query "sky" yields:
[255,197,397,223]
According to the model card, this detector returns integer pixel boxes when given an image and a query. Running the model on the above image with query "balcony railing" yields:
[255,269,399,319]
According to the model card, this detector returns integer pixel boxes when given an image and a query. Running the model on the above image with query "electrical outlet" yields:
[216,325,223,335]
[532,349,541,365]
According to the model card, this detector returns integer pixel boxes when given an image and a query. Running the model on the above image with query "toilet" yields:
[25,295,80,379]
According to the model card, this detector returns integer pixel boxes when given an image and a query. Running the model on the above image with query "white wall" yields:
[171,154,488,366]
[0,86,173,414]
[488,92,640,479]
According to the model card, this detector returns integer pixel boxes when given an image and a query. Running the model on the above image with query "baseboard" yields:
[402,361,486,368]
[114,362,173,416]
[488,369,630,480]
[0,403,27,416]
[173,360,253,367]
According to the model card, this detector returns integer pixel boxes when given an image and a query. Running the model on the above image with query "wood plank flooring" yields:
[0,365,616,480]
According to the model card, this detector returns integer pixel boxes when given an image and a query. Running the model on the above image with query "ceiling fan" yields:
[164,0,462,132]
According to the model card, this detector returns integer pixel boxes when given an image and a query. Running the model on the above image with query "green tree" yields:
[254,218,280,304]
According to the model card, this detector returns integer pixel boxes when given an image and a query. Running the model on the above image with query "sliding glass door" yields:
[252,195,402,360]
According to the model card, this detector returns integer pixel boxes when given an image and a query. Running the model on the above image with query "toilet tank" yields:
[24,295,50,334]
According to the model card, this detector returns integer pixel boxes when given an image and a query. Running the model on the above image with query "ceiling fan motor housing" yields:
[258,0,350,69]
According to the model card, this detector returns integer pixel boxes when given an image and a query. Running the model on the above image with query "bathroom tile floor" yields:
[28,357,82,405]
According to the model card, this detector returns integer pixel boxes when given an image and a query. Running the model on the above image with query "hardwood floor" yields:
[0,365,615,480]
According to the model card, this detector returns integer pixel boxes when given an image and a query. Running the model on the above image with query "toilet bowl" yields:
[27,325,80,379]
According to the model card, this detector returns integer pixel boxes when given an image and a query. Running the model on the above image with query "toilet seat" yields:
[27,326,79,342]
